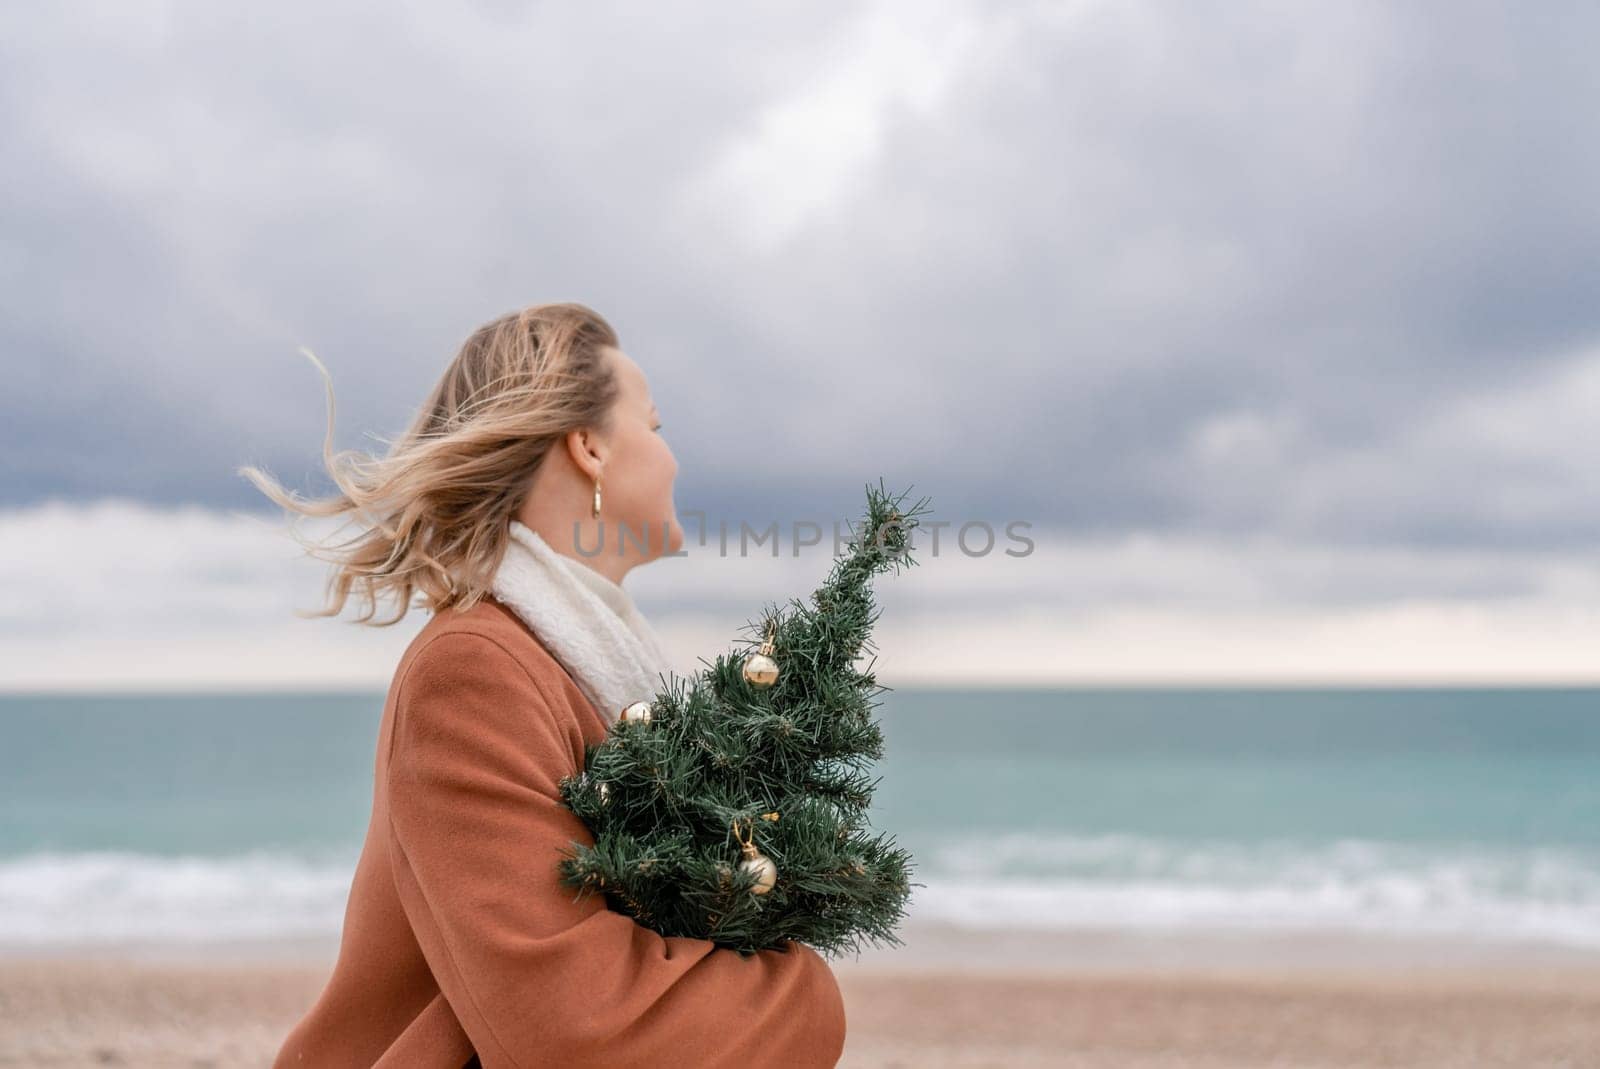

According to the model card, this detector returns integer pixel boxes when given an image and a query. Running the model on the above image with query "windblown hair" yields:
[238,302,622,626]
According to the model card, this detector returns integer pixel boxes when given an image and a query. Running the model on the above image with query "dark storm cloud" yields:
[1,1,1596,553]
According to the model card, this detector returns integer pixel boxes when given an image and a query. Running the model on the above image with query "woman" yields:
[244,304,847,1067]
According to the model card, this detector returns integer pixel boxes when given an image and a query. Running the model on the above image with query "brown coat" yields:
[272,594,847,1068]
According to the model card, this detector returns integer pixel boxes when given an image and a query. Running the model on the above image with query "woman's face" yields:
[592,346,684,563]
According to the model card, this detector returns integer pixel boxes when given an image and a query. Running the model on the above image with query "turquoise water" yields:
[2,687,1598,948]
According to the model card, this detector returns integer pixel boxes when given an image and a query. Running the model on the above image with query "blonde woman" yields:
[246,304,846,1068]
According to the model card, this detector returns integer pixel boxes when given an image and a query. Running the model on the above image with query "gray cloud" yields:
[1,0,1597,558]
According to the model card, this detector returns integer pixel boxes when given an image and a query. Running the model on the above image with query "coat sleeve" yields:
[384,631,847,1069]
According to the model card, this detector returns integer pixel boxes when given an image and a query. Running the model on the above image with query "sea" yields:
[3,687,1599,966]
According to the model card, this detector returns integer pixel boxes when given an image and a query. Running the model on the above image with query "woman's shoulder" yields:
[383,594,600,782]
[397,593,568,697]
[390,592,605,733]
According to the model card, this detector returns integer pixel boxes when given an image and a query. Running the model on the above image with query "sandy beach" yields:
[3,951,1598,1068]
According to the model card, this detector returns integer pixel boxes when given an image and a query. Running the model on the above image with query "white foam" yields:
[908,832,1600,948]
[4,833,1600,951]
[0,848,355,945]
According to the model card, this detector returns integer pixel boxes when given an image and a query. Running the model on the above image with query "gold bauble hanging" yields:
[739,847,778,895]
[733,817,778,895]
[620,700,653,725]
[742,623,780,689]
[742,652,779,688]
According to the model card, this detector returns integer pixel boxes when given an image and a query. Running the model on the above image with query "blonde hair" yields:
[238,302,622,626]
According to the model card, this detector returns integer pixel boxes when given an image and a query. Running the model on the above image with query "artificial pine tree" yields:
[556,481,931,958]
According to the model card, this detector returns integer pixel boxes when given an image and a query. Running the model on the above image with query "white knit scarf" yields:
[489,519,678,728]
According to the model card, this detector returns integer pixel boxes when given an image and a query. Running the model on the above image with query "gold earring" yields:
[592,474,602,518]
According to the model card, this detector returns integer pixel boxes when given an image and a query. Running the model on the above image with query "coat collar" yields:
[488,521,677,727]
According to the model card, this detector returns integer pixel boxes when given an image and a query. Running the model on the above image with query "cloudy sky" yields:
[2,0,1597,689]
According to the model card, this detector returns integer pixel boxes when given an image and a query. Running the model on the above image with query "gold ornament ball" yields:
[739,850,778,895]
[620,700,653,725]
[742,652,779,689]
[596,781,611,805]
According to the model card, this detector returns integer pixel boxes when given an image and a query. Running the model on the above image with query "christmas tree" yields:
[556,480,931,958]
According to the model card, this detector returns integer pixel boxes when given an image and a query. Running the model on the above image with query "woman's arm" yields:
[384,631,847,1069]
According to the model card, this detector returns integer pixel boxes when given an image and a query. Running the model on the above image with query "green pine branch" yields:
[555,479,932,958]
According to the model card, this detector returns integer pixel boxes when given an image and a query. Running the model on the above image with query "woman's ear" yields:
[562,426,605,480]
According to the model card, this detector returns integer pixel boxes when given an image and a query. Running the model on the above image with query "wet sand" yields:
[2,952,1598,1067]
